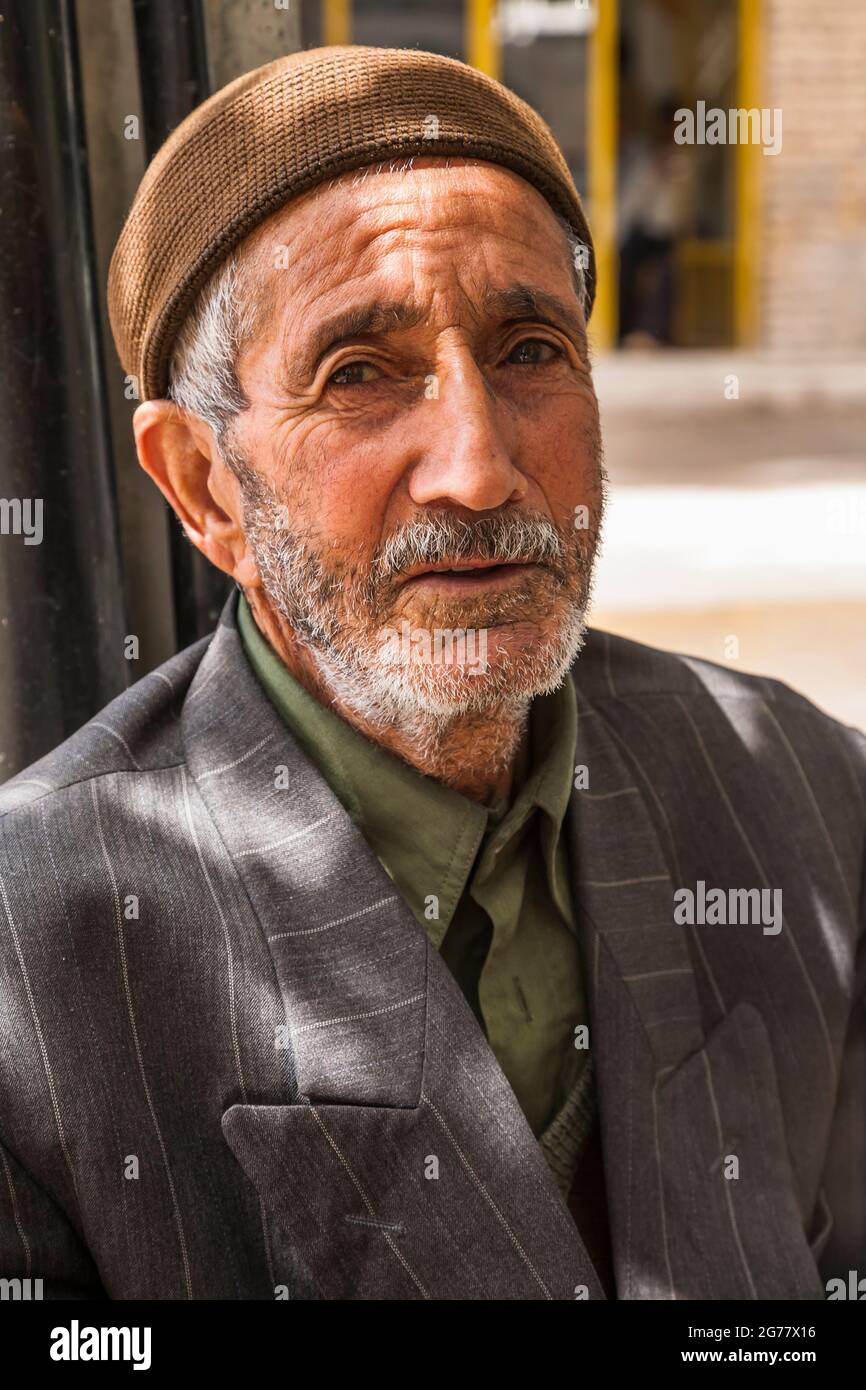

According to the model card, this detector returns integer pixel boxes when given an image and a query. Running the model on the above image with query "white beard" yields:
[234,468,603,770]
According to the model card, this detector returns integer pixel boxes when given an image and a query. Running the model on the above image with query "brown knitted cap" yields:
[108,44,595,402]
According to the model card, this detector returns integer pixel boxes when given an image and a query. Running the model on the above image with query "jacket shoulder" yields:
[0,632,212,820]
[574,628,866,822]
[574,628,866,879]
[576,626,862,728]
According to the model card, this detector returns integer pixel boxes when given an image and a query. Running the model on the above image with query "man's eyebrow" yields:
[292,301,427,380]
[482,284,588,349]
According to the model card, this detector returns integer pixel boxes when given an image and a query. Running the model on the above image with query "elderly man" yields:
[0,46,863,1303]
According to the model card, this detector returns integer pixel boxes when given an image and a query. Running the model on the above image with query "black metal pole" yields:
[132,0,233,647]
[0,0,128,782]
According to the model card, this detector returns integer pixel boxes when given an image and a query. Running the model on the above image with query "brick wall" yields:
[759,0,866,351]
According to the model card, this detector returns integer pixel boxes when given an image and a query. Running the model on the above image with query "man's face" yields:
[227,156,605,724]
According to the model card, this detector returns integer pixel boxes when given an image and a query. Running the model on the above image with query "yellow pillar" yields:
[587,0,619,349]
[734,0,762,346]
[322,0,351,47]
[465,0,501,79]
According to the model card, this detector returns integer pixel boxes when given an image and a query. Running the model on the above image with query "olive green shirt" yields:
[237,594,588,1137]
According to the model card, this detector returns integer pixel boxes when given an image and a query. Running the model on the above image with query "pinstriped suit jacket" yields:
[0,591,863,1300]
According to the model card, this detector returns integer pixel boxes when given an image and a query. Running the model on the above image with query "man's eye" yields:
[327,360,380,387]
[507,338,562,366]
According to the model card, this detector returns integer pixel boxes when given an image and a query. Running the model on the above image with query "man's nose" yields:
[407,355,527,512]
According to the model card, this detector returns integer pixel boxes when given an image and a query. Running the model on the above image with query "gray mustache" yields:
[373,511,566,582]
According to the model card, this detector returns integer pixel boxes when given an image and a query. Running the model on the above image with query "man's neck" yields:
[245,591,527,805]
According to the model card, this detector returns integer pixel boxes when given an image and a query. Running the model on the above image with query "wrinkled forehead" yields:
[235,155,579,343]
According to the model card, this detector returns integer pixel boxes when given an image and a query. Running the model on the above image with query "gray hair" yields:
[166,166,591,444]
[165,253,257,446]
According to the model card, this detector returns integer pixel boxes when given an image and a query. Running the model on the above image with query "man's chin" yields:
[355,620,588,719]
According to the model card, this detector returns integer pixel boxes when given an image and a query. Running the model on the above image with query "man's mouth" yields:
[400,558,538,591]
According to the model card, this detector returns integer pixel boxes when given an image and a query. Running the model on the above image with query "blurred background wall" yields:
[0,0,864,783]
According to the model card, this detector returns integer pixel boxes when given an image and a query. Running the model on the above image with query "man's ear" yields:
[132,400,260,587]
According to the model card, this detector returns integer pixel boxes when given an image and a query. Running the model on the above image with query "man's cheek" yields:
[287,423,390,521]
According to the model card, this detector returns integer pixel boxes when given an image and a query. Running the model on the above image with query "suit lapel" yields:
[567,677,824,1299]
[182,598,604,1299]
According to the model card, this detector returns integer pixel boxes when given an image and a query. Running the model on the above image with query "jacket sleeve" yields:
[816,723,866,1284]
[0,791,107,1300]
[0,1136,105,1299]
